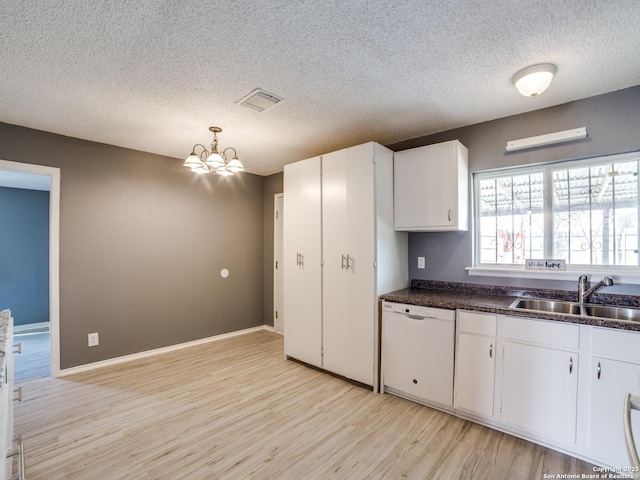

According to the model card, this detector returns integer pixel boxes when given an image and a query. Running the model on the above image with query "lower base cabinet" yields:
[588,328,640,469]
[386,307,640,470]
[454,311,496,417]
[0,311,21,480]
[501,340,578,445]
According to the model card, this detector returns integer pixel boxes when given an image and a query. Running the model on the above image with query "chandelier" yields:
[183,126,244,176]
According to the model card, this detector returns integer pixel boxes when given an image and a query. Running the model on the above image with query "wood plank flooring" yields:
[15,330,596,479]
[14,331,51,382]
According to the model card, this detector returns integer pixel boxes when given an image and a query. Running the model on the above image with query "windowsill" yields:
[466,265,640,285]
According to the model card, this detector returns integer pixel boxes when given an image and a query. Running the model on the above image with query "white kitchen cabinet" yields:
[587,327,640,468]
[500,316,580,446]
[283,156,322,368]
[382,302,455,409]
[454,311,496,418]
[322,145,377,384]
[394,140,468,231]
[0,311,20,480]
[284,142,408,388]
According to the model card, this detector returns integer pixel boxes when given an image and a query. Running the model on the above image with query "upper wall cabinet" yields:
[394,140,469,231]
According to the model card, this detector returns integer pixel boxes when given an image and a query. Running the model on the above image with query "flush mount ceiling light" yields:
[183,126,244,176]
[512,63,557,97]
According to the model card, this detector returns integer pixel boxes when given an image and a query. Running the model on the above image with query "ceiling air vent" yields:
[237,88,283,112]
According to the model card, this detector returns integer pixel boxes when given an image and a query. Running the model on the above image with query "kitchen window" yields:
[471,151,640,281]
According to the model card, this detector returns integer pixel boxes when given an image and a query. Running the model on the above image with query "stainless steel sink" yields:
[510,298,582,315]
[510,297,640,323]
[583,304,640,322]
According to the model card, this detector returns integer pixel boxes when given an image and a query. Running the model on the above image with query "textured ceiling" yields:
[1,0,639,176]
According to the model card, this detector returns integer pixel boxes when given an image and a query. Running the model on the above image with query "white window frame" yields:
[466,151,640,284]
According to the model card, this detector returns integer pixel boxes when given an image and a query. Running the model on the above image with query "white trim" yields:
[273,193,284,334]
[14,322,50,334]
[467,265,640,284]
[59,325,272,376]
[0,159,61,377]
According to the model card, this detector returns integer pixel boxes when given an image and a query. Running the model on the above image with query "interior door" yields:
[273,193,284,334]
[283,157,322,367]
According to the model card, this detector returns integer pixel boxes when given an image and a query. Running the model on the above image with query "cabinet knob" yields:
[412,379,418,384]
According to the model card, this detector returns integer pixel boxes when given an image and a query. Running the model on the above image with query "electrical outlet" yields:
[88,332,99,347]
[418,257,426,269]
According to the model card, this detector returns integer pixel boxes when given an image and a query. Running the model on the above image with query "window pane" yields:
[552,160,639,266]
[478,173,544,265]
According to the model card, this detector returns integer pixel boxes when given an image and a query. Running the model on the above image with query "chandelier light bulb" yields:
[183,126,243,176]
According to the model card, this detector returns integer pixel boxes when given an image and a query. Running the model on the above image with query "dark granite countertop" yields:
[380,280,640,332]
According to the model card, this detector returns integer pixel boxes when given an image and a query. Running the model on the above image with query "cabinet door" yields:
[322,144,376,385]
[382,314,454,407]
[283,157,322,367]
[455,333,495,417]
[394,141,466,231]
[501,341,578,445]
[589,357,640,468]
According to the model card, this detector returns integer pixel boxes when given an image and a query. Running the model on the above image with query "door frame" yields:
[273,193,284,334]
[0,159,60,377]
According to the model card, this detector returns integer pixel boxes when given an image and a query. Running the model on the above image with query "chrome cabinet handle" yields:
[346,254,352,269]
[298,253,303,267]
[13,342,21,354]
[13,387,22,402]
[341,254,346,269]
[597,361,601,380]
[489,343,493,358]
[448,209,452,222]
[569,357,574,374]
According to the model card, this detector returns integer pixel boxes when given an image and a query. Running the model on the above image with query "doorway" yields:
[0,160,60,378]
[274,193,284,334]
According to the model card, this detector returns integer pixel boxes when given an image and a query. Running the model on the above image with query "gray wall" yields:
[0,187,50,326]
[0,123,265,369]
[388,85,640,292]
[262,173,283,327]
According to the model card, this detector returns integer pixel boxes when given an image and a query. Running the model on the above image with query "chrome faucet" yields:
[578,275,614,304]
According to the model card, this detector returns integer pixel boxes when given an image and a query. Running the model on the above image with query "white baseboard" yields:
[59,325,273,377]
[14,322,50,334]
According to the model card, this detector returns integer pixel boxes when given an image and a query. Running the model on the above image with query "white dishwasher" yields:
[381,300,455,410]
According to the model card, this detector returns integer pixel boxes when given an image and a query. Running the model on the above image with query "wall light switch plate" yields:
[418,257,426,269]
[88,332,99,347]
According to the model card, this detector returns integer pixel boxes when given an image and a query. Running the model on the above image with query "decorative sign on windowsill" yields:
[525,259,566,270]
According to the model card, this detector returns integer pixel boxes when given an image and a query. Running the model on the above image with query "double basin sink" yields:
[510,298,640,323]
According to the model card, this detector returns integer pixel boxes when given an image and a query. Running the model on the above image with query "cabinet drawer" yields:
[592,327,640,362]
[501,316,579,350]
[458,310,497,336]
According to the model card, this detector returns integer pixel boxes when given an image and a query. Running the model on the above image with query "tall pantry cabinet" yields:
[283,142,408,389]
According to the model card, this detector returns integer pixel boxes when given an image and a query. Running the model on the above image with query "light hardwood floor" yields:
[14,331,51,382]
[15,330,596,479]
